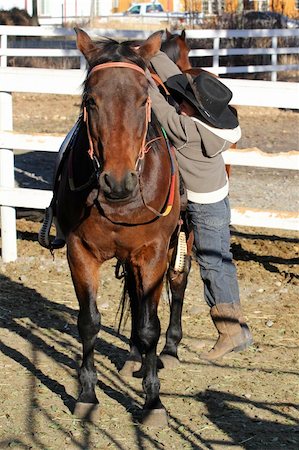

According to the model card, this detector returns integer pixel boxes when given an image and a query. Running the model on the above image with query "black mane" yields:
[87,38,147,72]
[81,38,148,107]
[161,37,181,64]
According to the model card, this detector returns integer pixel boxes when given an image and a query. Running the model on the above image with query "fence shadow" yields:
[195,389,299,449]
[232,241,299,278]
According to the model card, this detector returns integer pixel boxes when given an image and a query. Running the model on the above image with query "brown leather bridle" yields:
[80,61,175,219]
[83,61,152,165]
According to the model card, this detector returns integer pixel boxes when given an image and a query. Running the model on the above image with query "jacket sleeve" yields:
[149,51,236,156]
[149,85,233,156]
[148,83,194,150]
[150,51,182,81]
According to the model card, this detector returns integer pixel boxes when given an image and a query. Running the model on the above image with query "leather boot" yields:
[201,303,253,361]
[235,303,254,346]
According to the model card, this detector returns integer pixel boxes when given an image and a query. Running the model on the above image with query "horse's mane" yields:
[86,38,147,73]
[161,36,181,65]
[147,110,163,146]
[82,38,147,103]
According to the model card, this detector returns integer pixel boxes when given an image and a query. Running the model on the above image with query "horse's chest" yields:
[83,216,144,259]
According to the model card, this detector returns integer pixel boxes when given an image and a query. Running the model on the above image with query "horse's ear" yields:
[180,29,186,42]
[74,27,98,64]
[165,28,172,40]
[138,30,163,64]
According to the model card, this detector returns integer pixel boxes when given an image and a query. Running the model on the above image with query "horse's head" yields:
[161,29,191,72]
[75,28,162,203]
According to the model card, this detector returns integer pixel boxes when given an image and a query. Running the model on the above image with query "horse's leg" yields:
[67,238,101,420]
[130,246,169,427]
[160,259,191,368]
[119,264,142,377]
[160,230,193,369]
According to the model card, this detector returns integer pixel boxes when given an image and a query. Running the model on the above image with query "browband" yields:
[88,61,146,77]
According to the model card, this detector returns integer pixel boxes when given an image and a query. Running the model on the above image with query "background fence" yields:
[1,26,299,81]
[0,26,298,262]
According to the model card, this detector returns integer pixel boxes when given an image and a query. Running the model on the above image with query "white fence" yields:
[0,27,299,262]
[1,26,299,81]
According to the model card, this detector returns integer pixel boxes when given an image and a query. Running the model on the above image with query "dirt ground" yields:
[0,94,298,449]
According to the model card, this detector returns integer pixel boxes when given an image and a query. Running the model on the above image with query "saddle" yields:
[52,114,85,194]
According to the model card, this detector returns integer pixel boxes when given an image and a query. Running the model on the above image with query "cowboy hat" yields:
[165,71,238,129]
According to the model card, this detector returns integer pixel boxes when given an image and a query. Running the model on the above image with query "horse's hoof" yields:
[142,408,168,428]
[159,354,180,369]
[119,360,142,378]
[74,402,99,422]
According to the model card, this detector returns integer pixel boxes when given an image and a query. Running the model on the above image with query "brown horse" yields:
[55,28,191,427]
[161,29,192,72]
[161,28,225,77]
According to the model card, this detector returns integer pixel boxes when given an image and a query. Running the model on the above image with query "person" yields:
[39,46,253,361]
[146,50,253,361]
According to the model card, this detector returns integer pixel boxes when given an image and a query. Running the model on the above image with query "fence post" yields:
[213,36,220,76]
[0,91,17,262]
[80,55,86,70]
[271,36,277,82]
[0,33,8,68]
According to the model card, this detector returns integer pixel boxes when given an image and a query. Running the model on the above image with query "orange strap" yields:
[89,61,146,78]
[150,72,171,96]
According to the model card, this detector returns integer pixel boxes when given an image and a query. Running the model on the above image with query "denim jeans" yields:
[187,196,240,308]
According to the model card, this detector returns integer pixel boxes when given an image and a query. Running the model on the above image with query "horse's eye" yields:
[86,97,96,108]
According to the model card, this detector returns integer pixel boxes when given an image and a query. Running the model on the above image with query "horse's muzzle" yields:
[99,170,138,202]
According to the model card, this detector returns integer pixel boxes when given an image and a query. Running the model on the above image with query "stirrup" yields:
[50,238,66,250]
[38,206,54,249]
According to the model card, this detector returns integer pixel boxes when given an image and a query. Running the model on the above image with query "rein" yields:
[138,127,176,218]
[76,60,176,219]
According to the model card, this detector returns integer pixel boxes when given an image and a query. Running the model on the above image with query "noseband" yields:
[83,61,152,164]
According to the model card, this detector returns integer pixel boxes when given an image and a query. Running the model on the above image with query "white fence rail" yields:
[0,26,299,81]
[0,70,299,262]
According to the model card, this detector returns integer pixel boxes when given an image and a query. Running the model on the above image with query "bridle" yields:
[83,62,152,166]
[74,61,176,219]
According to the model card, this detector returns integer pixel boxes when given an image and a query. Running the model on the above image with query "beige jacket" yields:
[149,51,241,204]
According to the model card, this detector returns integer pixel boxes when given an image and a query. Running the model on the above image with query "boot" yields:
[235,303,254,346]
[201,303,253,362]
[38,206,65,250]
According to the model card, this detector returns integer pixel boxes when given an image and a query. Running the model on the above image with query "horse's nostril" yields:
[104,173,112,189]
[99,170,138,201]
[125,171,138,192]
[99,172,112,194]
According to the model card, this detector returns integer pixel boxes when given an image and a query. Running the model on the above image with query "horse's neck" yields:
[178,60,192,71]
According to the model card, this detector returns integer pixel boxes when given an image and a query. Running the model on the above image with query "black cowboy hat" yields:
[165,71,238,129]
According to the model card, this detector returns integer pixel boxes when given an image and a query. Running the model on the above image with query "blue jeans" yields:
[187,197,240,308]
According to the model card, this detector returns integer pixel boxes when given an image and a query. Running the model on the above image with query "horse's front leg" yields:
[131,245,169,427]
[119,264,142,377]
[67,237,101,420]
